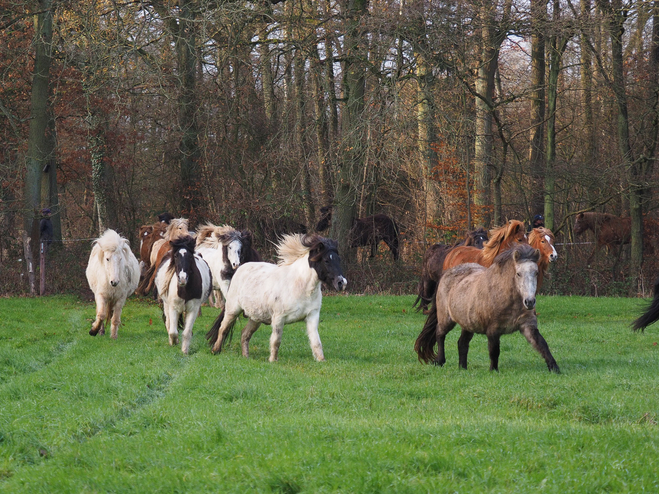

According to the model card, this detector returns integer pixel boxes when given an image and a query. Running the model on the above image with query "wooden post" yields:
[21,231,36,295]
[40,241,46,296]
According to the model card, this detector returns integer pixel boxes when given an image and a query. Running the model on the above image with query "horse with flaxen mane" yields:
[206,234,347,362]
[528,227,558,290]
[414,243,560,373]
[442,220,527,271]
[413,228,489,313]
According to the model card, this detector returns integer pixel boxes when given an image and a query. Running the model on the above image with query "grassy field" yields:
[0,293,658,493]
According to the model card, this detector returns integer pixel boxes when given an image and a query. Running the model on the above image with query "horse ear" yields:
[513,249,521,261]
[577,212,584,219]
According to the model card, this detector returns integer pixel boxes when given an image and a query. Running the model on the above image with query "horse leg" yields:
[180,306,198,354]
[90,294,107,336]
[269,319,284,362]
[487,334,501,372]
[166,305,179,346]
[520,324,560,373]
[211,308,240,354]
[457,329,474,370]
[434,319,456,367]
[305,311,324,361]
[109,301,124,339]
[240,319,262,358]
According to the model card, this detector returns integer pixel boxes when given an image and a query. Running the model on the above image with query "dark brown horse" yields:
[415,243,560,373]
[573,212,631,261]
[138,222,168,274]
[442,220,527,271]
[413,228,489,313]
[348,214,400,260]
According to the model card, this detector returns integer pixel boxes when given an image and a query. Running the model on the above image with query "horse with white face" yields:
[155,235,212,354]
[195,223,261,309]
[206,234,347,362]
[415,243,560,373]
[86,229,140,339]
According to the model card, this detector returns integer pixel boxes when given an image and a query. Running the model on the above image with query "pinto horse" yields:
[413,228,489,313]
[442,220,527,271]
[155,236,212,354]
[86,229,140,339]
[138,222,168,274]
[415,243,560,373]
[528,227,558,289]
[206,234,347,362]
[195,223,261,309]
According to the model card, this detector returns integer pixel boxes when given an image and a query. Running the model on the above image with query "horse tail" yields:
[136,263,156,296]
[414,299,438,363]
[632,277,659,331]
[205,309,237,353]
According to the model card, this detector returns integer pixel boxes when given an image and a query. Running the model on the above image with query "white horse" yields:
[155,235,212,354]
[195,223,259,309]
[206,234,347,362]
[86,229,140,339]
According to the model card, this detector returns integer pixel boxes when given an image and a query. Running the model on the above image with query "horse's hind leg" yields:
[487,334,501,372]
[520,324,560,373]
[240,319,261,358]
[457,329,474,370]
[269,320,285,362]
[434,319,456,367]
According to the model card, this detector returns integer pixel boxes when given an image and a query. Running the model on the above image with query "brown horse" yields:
[349,214,400,260]
[442,220,527,271]
[573,212,630,261]
[414,243,560,373]
[413,228,489,313]
[528,227,557,290]
[138,222,168,274]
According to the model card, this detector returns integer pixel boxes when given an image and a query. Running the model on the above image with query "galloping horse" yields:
[195,223,261,309]
[413,228,489,313]
[573,212,630,261]
[86,229,140,339]
[528,227,558,289]
[442,220,527,271]
[414,243,560,373]
[155,236,212,354]
[206,234,347,362]
[138,222,167,274]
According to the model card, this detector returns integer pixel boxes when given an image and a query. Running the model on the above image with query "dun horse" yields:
[206,234,347,362]
[155,236,212,354]
[414,243,560,373]
[86,229,140,339]
[414,228,489,313]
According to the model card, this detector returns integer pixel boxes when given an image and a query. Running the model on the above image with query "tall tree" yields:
[529,0,547,220]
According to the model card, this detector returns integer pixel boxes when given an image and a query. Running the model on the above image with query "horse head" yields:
[306,235,347,291]
[171,236,197,287]
[96,231,129,287]
[573,212,589,235]
[530,227,558,262]
[511,244,540,310]
[466,227,488,249]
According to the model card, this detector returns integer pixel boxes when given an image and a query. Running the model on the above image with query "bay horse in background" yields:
[414,243,560,373]
[195,223,262,309]
[137,218,191,296]
[413,228,489,313]
[138,222,168,274]
[206,234,347,362]
[155,236,212,354]
[573,212,630,262]
[528,227,558,290]
[442,219,527,271]
[86,229,140,339]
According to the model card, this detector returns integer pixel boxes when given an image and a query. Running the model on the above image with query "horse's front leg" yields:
[269,319,285,363]
[109,300,125,339]
[166,305,179,346]
[305,311,324,361]
[487,333,501,371]
[240,319,262,358]
[90,294,107,336]
[180,305,199,354]
[520,324,560,373]
[457,329,474,370]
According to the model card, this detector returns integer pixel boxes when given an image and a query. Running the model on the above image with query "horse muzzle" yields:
[549,253,558,262]
[523,297,536,310]
[334,276,348,291]
[110,280,119,287]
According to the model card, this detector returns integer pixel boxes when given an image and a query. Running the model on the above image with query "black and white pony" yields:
[195,223,261,309]
[206,234,347,362]
[155,236,212,354]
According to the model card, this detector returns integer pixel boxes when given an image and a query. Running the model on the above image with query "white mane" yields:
[195,223,240,248]
[276,234,310,266]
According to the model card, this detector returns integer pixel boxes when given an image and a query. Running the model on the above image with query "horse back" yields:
[442,246,482,270]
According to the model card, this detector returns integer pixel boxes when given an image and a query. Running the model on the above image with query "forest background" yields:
[1,0,659,297]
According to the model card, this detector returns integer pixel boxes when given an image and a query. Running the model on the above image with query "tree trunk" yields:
[416,47,438,223]
[529,0,546,220]
[580,0,596,168]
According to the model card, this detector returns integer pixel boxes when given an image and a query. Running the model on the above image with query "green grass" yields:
[0,294,658,493]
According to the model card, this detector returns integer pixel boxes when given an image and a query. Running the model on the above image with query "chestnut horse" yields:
[415,243,560,373]
[573,212,630,262]
[413,228,489,313]
[528,227,558,289]
[442,220,527,271]
[138,222,168,274]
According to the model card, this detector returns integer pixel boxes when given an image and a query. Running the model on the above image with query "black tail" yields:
[205,309,237,353]
[137,263,156,296]
[632,277,659,331]
[414,299,439,363]
[412,280,437,313]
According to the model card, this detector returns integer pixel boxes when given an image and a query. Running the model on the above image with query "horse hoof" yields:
[89,329,98,336]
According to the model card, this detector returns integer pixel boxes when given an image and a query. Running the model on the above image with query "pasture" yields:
[0,294,658,492]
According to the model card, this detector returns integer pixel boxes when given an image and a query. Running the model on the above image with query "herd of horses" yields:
[84,210,659,371]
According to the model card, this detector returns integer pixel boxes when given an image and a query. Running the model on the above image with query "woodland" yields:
[1,0,659,296]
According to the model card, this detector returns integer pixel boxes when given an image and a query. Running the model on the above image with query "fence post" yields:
[21,231,36,295]
[40,241,46,296]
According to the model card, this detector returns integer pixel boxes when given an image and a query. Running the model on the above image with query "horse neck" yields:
[287,255,321,294]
